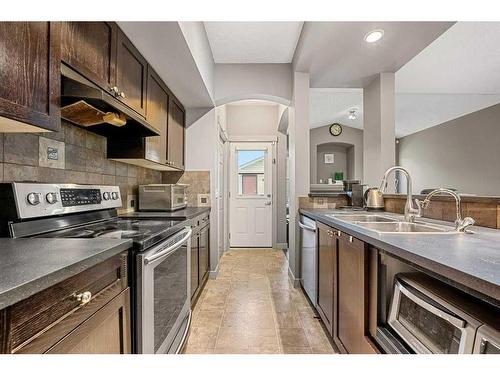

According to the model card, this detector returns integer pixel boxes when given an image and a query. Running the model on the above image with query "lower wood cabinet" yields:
[191,232,200,298]
[317,222,337,336]
[198,222,210,287]
[0,252,130,354]
[335,232,377,354]
[315,220,378,354]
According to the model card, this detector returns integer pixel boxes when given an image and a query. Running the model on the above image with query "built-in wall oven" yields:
[136,227,192,354]
[387,273,500,354]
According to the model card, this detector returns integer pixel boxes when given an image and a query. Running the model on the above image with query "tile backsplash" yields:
[0,120,162,211]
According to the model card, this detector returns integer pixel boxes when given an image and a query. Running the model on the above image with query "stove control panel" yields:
[10,183,122,219]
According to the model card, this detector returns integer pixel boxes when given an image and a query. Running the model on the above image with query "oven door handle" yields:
[144,227,192,265]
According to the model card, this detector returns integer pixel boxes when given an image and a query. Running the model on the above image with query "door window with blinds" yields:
[237,150,266,196]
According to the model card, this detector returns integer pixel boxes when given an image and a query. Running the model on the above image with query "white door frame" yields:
[228,141,275,248]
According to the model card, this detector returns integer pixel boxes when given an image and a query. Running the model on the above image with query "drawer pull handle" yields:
[337,230,341,237]
[74,291,92,305]
[349,236,353,243]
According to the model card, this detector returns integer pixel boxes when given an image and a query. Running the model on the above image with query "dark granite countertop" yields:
[0,238,132,310]
[120,206,211,220]
[300,209,500,306]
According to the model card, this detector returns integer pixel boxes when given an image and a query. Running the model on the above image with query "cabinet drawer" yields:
[5,252,127,354]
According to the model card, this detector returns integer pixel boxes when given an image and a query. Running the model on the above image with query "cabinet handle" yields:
[119,91,126,99]
[349,235,353,243]
[110,86,119,95]
[337,230,341,237]
[74,291,92,305]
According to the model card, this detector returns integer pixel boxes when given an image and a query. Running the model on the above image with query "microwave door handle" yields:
[298,222,316,232]
[144,227,192,265]
[397,281,466,329]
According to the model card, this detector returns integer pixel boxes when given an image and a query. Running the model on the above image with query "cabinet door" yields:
[0,22,61,132]
[316,222,336,336]
[191,234,200,298]
[145,66,169,164]
[115,28,147,116]
[61,22,117,91]
[337,234,376,354]
[46,288,131,354]
[167,98,185,170]
[198,225,210,285]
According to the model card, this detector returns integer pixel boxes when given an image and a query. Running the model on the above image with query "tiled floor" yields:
[183,249,336,354]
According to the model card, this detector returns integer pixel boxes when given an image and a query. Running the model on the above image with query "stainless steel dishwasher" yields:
[299,215,317,307]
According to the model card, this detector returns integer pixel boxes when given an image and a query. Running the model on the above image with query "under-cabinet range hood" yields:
[60,64,159,138]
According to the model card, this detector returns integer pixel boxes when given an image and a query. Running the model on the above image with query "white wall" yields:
[185,108,221,275]
[310,124,363,184]
[288,72,310,283]
[363,73,396,188]
[398,103,500,196]
[179,22,215,102]
[225,103,280,138]
[214,64,292,106]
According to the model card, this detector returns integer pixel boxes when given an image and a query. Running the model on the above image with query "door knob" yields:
[264,201,272,206]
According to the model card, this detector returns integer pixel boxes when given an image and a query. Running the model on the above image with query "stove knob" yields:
[111,192,118,200]
[46,192,58,204]
[103,192,110,201]
[27,192,40,206]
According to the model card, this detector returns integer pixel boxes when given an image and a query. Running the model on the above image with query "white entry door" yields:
[229,142,273,248]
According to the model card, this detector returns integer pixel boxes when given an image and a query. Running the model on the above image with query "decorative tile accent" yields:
[38,137,65,169]
[298,196,347,209]
[4,133,39,166]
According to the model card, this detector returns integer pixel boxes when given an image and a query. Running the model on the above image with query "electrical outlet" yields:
[197,194,210,207]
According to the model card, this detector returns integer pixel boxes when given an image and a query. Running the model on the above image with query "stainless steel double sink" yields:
[325,213,457,234]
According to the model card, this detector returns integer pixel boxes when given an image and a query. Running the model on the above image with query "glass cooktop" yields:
[37,218,184,250]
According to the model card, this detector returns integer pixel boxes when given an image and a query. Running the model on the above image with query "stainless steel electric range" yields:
[0,182,192,354]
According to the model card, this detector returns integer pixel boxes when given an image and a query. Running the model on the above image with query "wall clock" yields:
[329,123,342,136]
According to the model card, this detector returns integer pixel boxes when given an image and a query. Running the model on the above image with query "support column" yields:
[288,72,310,285]
[363,73,396,189]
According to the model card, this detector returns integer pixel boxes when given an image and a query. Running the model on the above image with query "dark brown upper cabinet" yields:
[145,66,169,164]
[168,97,186,170]
[115,28,147,117]
[61,22,117,93]
[0,22,61,132]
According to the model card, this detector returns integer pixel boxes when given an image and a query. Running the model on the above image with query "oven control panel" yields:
[11,183,122,219]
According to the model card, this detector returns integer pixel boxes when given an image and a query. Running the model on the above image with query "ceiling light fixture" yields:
[348,109,357,120]
[364,29,384,43]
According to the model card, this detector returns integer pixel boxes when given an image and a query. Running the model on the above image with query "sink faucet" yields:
[417,188,475,232]
[379,166,421,222]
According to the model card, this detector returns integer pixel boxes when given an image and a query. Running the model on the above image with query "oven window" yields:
[153,243,188,352]
[398,293,462,354]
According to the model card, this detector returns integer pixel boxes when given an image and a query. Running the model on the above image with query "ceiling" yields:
[396,22,500,94]
[294,22,454,88]
[310,89,363,129]
[204,22,303,63]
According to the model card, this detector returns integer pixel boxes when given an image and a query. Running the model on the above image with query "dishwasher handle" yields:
[298,221,316,232]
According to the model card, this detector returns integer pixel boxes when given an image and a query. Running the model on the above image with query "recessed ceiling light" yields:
[364,29,384,43]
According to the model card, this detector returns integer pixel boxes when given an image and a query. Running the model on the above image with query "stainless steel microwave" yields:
[138,184,188,212]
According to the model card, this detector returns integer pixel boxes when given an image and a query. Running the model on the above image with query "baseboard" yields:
[288,266,301,288]
[209,264,219,279]
[276,242,288,250]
